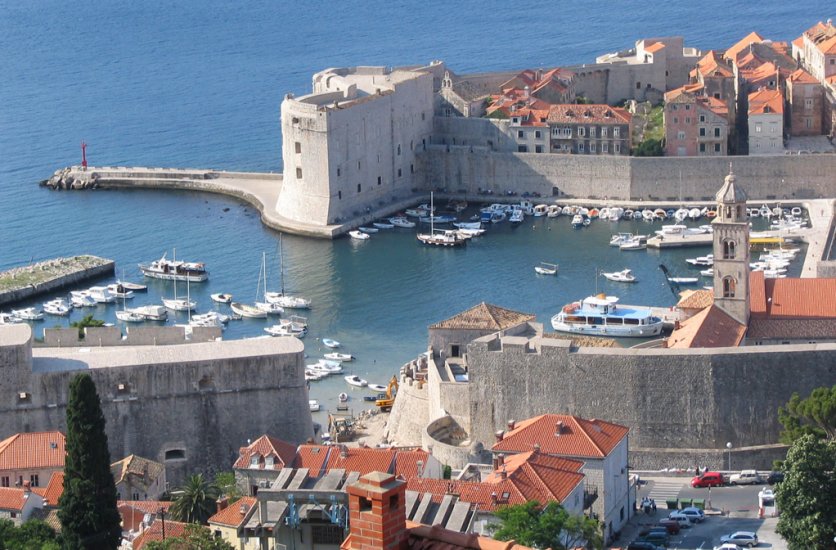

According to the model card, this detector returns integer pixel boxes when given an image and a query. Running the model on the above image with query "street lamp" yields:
[157,507,166,541]
[726,442,733,472]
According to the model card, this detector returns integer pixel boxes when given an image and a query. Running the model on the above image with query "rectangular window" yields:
[636,82,642,89]
[589,127,595,138]
[294,142,301,154]
[714,143,721,152]
[357,184,361,193]
[806,118,813,128]
[377,176,382,185]
[30,474,39,487]
[397,168,402,177]
[410,164,414,173]
[336,168,340,177]
[614,143,621,153]
[517,130,524,138]
[601,127,608,137]
[699,115,706,122]
[677,131,685,140]
[685,105,690,110]
[1,477,8,487]
[295,167,302,179]
[577,143,585,152]
[699,128,706,136]
[686,117,691,124]
[518,145,528,152]
[535,131,542,139]
[714,92,721,99]
[714,127,721,137]
[535,145,543,153]
[579,127,585,136]
[602,142,608,153]
[804,98,814,109]
[700,143,706,152]
[673,117,678,124]
[756,124,762,133]
[613,127,620,137]
[590,143,596,153]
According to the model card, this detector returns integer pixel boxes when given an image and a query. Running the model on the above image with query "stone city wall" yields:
[385,374,429,447]
[41,326,221,347]
[631,444,789,472]
[466,335,836,468]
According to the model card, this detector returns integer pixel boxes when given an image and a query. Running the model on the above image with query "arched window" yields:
[723,277,736,298]
[723,239,736,259]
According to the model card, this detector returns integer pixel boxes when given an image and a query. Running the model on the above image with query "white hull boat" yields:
[264,316,308,338]
[453,221,482,230]
[339,392,349,402]
[620,239,646,251]
[116,310,145,323]
[359,226,379,234]
[345,375,368,388]
[322,338,341,349]
[389,217,416,228]
[129,305,168,321]
[43,299,72,316]
[163,297,196,311]
[686,255,714,267]
[12,307,44,321]
[255,301,285,315]
[139,251,208,282]
[192,311,231,324]
[88,286,117,304]
[211,293,233,304]
[349,230,370,240]
[325,352,353,362]
[547,205,561,218]
[0,313,23,325]
[602,269,636,283]
[309,400,321,412]
[231,302,267,318]
[367,384,387,393]
[668,277,699,285]
[534,262,558,275]
[373,221,394,229]
[551,295,663,338]
[70,291,97,308]
[117,280,147,292]
[264,292,311,309]
[106,284,135,299]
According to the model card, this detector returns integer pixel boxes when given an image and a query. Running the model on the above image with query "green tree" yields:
[170,474,220,524]
[775,434,836,549]
[213,471,241,503]
[778,385,836,443]
[69,314,105,339]
[491,500,602,550]
[58,374,121,550]
[0,519,61,550]
[143,524,234,550]
[634,138,663,156]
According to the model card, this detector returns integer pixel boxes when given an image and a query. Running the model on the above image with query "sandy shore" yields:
[342,408,391,448]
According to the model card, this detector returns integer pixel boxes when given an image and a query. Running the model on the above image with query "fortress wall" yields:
[0,326,32,395]
[3,336,313,484]
[42,326,221,347]
[438,381,471,433]
[385,376,429,447]
[420,147,836,201]
[467,337,836,461]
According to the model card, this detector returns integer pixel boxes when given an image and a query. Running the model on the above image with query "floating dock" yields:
[646,233,713,249]
[0,256,115,307]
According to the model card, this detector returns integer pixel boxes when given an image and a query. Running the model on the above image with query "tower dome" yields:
[715,164,747,204]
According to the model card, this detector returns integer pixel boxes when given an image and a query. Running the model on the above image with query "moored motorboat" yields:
[255,301,285,315]
[349,230,370,240]
[0,313,23,325]
[571,214,584,228]
[509,209,524,223]
[359,226,379,234]
[309,400,321,412]
[609,233,634,247]
[88,286,117,303]
[69,291,96,308]
[139,251,208,282]
[602,269,637,283]
[106,284,135,299]
[620,238,646,251]
[117,280,147,292]
[322,338,341,348]
[345,375,368,387]
[324,352,353,362]
[43,298,72,316]
[162,297,196,311]
[211,293,233,304]
[339,392,349,402]
[534,262,558,275]
[128,304,168,321]
[230,302,267,318]
[264,315,308,338]
[367,384,387,393]
[686,254,714,267]
[551,294,663,338]
[373,221,394,229]
[533,204,548,217]
[265,293,312,309]
[11,307,44,321]
[667,276,699,285]
[389,216,416,228]
[547,205,561,218]
[115,309,145,323]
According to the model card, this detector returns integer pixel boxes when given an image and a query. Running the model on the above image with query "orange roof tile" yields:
[111,455,164,488]
[789,68,818,84]
[698,96,729,118]
[750,271,767,315]
[0,487,28,511]
[667,305,746,348]
[492,414,629,458]
[547,104,632,125]
[403,522,537,550]
[482,452,584,503]
[234,435,297,471]
[394,449,432,480]
[209,496,257,528]
[293,444,332,475]
[42,471,64,506]
[407,477,525,512]
[757,277,836,319]
[725,31,765,61]
[0,431,65,472]
[645,42,666,54]
[325,446,397,476]
[119,500,171,515]
[696,51,734,78]
[803,21,830,39]
[748,87,784,115]
[430,303,534,331]
[132,520,191,550]
[677,289,714,311]
[817,35,836,55]
[793,36,805,49]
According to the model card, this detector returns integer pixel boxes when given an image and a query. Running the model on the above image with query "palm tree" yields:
[170,474,220,524]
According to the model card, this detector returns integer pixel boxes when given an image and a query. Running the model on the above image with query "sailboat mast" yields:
[279,234,285,295]
[430,191,434,234]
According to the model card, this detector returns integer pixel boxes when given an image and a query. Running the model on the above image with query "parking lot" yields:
[612,476,787,549]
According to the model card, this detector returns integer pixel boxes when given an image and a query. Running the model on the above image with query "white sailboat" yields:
[417,192,466,247]
[162,276,196,312]
[264,234,311,309]
[255,252,284,315]
[116,271,144,322]
[231,256,268,318]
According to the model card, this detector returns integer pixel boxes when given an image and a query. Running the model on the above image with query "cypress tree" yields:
[58,374,122,550]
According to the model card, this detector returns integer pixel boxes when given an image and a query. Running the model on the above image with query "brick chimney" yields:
[494,430,504,442]
[22,480,31,493]
[555,421,565,436]
[216,496,229,514]
[507,420,515,431]
[492,453,505,470]
[346,472,407,550]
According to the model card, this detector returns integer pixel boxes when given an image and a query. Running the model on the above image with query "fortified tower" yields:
[712,165,750,326]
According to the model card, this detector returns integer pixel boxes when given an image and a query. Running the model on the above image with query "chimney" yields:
[533,443,541,455]
[499,465,507,480]
[416,460,424,478]
[22,480,31,493]
[492,453,505,470]
[494,430,505,442]
[216,496,229,514]
[507,420,515,431]
[555,421,565,436]
[341,444,349,459]
[346,472,407,550]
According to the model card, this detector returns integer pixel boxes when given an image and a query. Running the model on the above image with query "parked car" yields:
[637,530,669,547]
[719,531,759,547]
[729,470,763,485]
[628,542,663,550]
[667,512,693,528]
[713,545,742,550]
[657,519,681,535]
[766,470,784,484]
[691,471,726,488]
[639,526,669,537]
[680,506,706,523]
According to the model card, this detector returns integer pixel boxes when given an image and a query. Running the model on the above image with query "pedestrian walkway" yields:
[645,479,683,503]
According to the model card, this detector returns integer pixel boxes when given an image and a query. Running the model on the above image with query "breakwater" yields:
[0,255,114,307]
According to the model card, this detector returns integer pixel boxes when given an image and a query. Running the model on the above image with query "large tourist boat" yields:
[551,294,663,338]
[139,252,208,282]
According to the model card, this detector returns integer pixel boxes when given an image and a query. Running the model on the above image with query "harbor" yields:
[0,256,114,307]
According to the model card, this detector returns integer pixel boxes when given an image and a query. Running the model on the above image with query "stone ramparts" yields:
[41,326,221,347]
[0,256,114,307]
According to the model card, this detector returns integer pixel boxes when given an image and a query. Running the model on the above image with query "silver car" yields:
[719,531,759,547]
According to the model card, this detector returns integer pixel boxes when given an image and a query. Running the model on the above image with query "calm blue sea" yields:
[0,1,827,411]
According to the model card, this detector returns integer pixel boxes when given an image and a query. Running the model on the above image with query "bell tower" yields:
[712,164,750,326]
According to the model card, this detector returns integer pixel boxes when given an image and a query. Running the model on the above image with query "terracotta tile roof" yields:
[234,435,297,471]
[293,444,332,475]
[325,446,397,476]
[756,277,836,319]
[817,34,836,55]
[0,431,65,472]
[747,318,836,340]
[404,521,537,550]
[429,303,534,331]
[110,455,164,487]
[750,271,767,315]
[394,449,432,480]
[736,51,767,71]
[132,519,191,550]
[42,471,64,506]
[743,62,790,88]
[725,31,765,61]
[678,289,714,311]
[208,496,257,528]
[491,414,628,458]
[645,42,666,54]
[118,500,172,532]
[119,500,171,515]
[667,305,746,348]
[804,21,836,54]
[482,452,584,503]
[664,84,704,103]
[748,87,784,115]
[406,477,525,512]
[696,51,734,78]
[0,487,28,511]
[699,96,730,118]
[792,36,805,49]
[789,68,819,84]
[804,21,830,38]
[547,104,632,125]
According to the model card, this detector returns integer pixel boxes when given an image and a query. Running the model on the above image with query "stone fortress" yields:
[385,172,836,471]
[0,324,314,484]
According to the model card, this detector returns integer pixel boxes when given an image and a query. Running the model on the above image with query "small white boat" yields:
[453,221,481,230]
[265,293,311,309]
[674,208,689,222]
[533,204,549,217]
[88,286,117,304]
[534,262,558,276]
[688,208,702,219]
[211,293,232,304]
[791,206,802,217]
[322,338,341,349]
[641,209,655,221]
[230,302,267,318]
[547,205,561,218]
[128,304,168,321]
[338,392,349,402]
[405,208,428,218]
[308,361,343,374]
[620,239,646,251]
[349,230,370,240]
[759,204,772,217]
[686,255,714,267]
[0,313,23,325]
[255,301,285,315]
[305,370,327,381]
[456,228,485,238]
[389,216,416,228]
[700,269,714,277]
[571,214,584,228]
[367,383,387,393]
[43,299,71,316]
[373,221,394,229]
[264,315,308,338]
[12,307,44,321]
[309,400,321,412]
[602,269,637,283]
[609,233,634,247]
[509,209,524,223]
[117,280,147,292]
[70,291,97,308]
[324,352,353,362]
[668,277,699,285]
[359,226,379,234]
[345,375,368,387]
[106,284,134,299]
[162,297,196,312]
[115,309,145,323]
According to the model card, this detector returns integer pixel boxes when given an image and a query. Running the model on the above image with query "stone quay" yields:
[0,255,115,307]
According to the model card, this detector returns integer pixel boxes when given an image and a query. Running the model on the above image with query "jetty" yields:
[0,255,114,307]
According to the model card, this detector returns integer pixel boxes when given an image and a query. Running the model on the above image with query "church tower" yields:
[712,165,750,326]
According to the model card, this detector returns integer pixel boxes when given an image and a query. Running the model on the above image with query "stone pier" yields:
[0,255,115,307]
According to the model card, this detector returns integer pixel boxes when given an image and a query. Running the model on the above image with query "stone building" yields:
[498,68,576,105]
[208,496,259,550]
[506,108,551,153]
[0,485,43,526]
[547,104,632,155]
[748,88,785,155]
[278,65,436,227]
[0,431,64,489]
[786,68,825,136]
[799,20,836,83]
[234,434,298,497]
[690,50,737,120]
[110,454,166,502]
[663,87,729,156]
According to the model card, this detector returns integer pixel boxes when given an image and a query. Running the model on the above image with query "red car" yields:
[657,519,681,535]
[691,471,725,488]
